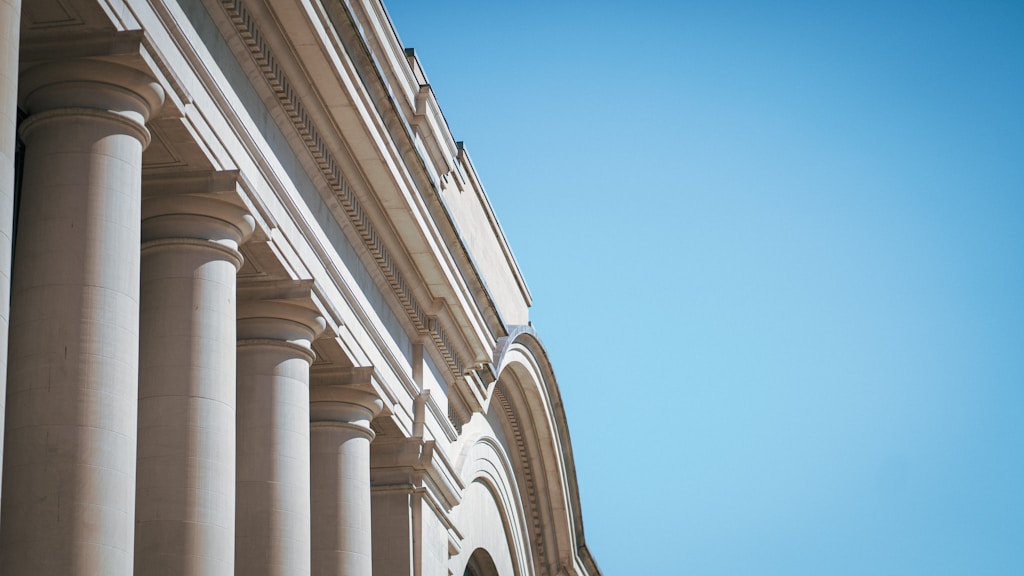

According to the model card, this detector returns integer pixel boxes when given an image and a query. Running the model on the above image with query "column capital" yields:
[238,301,326,341]
[310,386,383,426]
[142,194,255,269]
[237,281,327,362]
[19,30,188,116]
[309,367,383,430]
[142,171,260,259]
[18,59,164,146]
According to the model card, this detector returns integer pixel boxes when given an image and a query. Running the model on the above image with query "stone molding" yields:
[238,301,326,344]
[309,366,383,429]
[142,236,244,269]
[18,29,191,116]
[20,106,152,146]
[371,434,465,510]
[143,193,255,236]
[18,58,164,152]
[216,0,469,381]
[491,326,602,575]
[309,387,383,431]
[453,434,537,576]
[141,193,256,271]
[19,58,164,124]
[494,384,549,571]
[237,280,328,365]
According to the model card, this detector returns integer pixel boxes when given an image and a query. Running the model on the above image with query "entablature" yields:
[19,0,528,431]
[201,0,538,420]
[210,0,500,383]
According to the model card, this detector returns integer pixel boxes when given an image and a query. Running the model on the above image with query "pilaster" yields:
[369,434,464,576]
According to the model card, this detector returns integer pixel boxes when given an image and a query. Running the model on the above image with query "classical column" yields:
[135,182,255,576]
[0,60,163,575]
[235,289,325,576]
[309,371,383,576]
[0,0,20,522]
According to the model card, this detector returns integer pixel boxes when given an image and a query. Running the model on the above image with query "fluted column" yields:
[235,293,325,576]
[135,188,255,576]
[0,0,20,524]
[310,376,383,576]
[0,60,163,575]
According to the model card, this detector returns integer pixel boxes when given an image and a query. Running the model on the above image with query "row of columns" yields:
[0,52,384,576]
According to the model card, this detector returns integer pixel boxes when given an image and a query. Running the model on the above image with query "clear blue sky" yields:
[387,1,1024,574]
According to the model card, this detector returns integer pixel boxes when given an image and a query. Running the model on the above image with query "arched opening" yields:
[464,548,500,576]
[489,326,602,576]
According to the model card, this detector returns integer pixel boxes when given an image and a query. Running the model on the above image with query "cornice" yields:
[318,0,497,368]
[216,0,470,379]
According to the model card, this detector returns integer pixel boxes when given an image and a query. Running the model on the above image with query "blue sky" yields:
[387,1,1024,574]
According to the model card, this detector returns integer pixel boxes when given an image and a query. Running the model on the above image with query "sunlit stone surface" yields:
[0,2,600,575]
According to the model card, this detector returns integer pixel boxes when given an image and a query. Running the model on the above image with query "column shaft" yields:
[0,60,163,575]
[235,300,324,576]
[310,388,382,576]
[135,198,252,576]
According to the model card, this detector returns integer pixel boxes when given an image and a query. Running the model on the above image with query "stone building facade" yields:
[0,1,601,575]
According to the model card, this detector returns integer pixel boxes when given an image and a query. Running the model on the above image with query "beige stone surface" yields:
[370,489,414,575]
[0,2,603,575]
[235,299,324,576]
[0,59,162,575]
[310,386,381,576]
[454,482,517,576]
[135,194,253,576]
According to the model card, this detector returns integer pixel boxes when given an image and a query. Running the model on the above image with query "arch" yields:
[452,436,533,576]
[490,326,601,576]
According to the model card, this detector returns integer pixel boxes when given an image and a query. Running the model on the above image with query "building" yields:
[0,0,601,575]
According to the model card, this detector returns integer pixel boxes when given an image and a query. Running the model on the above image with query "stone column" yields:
[0,60,163,575]
[135,183,254,576]
[0,0,20,515]
[235,291,325,576]
[310,372,383,576]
